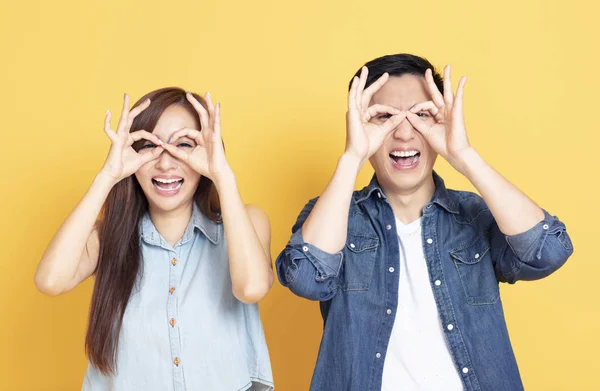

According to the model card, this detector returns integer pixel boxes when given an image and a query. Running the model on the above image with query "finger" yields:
[348,76,359,111]
[379,112,408,133]
[410,101,438,114]
[366,104,400,119]
[140,146,165,164]
[356,67,369,109]
[162,142,189,161]
[361,72,389,109]
[406,112,432,137]
[116,93,130,134]
[409,101,441,120]
[186,92,210,131]
[126,98,151,132]
[213,103,222,143]
[453,76,467,115]
[443,65,454,107]
[169,127,203,144]
[103,110,117,141]
[129,130,163,146]
[205,92,216,130]
[425,68,445,108]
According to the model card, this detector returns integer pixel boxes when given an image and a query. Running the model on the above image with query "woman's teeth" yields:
[152,178,183,190]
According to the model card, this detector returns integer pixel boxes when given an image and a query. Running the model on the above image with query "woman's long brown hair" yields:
[85,87,221,374]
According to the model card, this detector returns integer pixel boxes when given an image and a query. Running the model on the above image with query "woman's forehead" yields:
[152,105,198,138]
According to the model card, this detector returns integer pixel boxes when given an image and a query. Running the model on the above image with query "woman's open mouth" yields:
[152,177,184,196]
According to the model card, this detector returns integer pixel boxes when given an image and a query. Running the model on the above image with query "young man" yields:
[275,54,573,391]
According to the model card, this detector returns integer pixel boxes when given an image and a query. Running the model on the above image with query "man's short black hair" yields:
[349,53,443,94]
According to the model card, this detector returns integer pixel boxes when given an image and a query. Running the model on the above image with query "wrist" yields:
[451,147,483,177]
[95,170,120,189]
[339,152,364,173]
[92,171,119,197]
[212,169,236,192]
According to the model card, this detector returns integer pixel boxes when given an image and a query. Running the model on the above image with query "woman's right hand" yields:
[99,94,164,183]
[345,66,406,165]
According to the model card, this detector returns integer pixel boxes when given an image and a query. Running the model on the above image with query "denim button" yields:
[434,280,441,286]
[475,253,480,259]
[302,246,308,252]
[389,267,395,273]
[543,224,549,230]
[376,353,381,359]
[386,225,392,230]
[386,309,392,315]
[447,324,454,331]
[462,367,469,374]
[350,243,355,249]
[427,238,433,244]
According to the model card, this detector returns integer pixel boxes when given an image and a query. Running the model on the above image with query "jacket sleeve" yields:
[491,209,574,283]
[275,197,343,301]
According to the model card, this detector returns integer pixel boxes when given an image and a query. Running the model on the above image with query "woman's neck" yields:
[148,202,194,247]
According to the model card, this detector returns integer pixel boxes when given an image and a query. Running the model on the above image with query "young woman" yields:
[34,88,274,391]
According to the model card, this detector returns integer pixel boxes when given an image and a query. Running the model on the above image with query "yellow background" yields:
[1,0,598,389]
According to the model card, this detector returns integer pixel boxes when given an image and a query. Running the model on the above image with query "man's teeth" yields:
[390,150,419,158]
[153,178,182,183]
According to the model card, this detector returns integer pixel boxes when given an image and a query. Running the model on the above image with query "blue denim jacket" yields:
[276,172,573,391]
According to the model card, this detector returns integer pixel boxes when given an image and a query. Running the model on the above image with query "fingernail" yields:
[168,137,172,143]
[124,93,127,99]
[106,109,111,115]
[206,92,211,98]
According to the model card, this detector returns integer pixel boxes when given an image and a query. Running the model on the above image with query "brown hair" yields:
[85,87,221,374]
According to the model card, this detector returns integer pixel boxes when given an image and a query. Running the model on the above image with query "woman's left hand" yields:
[162,92,232,183]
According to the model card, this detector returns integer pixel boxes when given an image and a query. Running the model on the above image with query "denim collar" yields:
[354,171,460,214]
[140,203,220,247]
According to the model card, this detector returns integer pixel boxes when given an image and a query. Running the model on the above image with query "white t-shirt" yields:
[381,218,463,391]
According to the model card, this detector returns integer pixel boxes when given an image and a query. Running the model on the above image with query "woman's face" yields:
[134,104,201,214]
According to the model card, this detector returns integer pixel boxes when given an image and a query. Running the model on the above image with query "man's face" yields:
[368,74,438,195]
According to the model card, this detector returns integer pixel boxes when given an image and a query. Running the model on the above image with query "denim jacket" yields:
[276,172,573,391]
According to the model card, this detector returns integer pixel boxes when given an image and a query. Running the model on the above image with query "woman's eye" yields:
[416,111,430,118]
[140,143,156,149]
[177,142,193,148]
[376,114,392,120]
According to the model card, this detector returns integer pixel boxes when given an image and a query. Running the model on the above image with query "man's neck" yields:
[382,175,436,225]
[148,202,194,247]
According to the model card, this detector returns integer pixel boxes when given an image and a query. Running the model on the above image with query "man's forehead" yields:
[371,74,430,107]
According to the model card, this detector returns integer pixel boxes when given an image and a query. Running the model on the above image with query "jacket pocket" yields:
[341,233,379,291]
[450,233,500,305]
